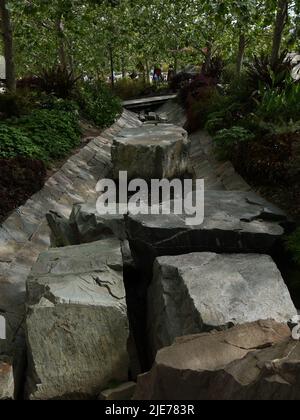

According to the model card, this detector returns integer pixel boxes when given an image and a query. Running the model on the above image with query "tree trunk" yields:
[203,41,213,75]
[0,0,16,92]
[121,55,126,79]
[109,46,115,89]
[236,33,246,76]
[145,60,150,83]
[174,54,178,74]
[56,15,68,69]
[271,0,289,68]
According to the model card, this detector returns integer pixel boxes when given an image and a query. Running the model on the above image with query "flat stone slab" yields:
[148,253,297,357]
[25,239,129,400]
[126,190,288,272]
[134,321,293,400]
[112,124,190,180]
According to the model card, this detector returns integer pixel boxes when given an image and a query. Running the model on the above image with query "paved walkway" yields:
[0,110,141,356]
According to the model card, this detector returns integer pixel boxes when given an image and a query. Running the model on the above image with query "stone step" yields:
[111,124,190,180]
[126,190,288,274]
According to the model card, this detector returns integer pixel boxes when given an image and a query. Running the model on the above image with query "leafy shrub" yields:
[115,78,145,100]
[0,124,43,159]
[286,229,300,265]
[185,85,218,132]
[79,81,122,128]
[114,78,169,100]
[213,126,255,160]
[246,52,291,92]
[0,93,34,118]
[17,75,42,91]
[205,111,227,134]
[39,66,81,99]
[12,109,81,161]
[222,63,238,84]
[225,71,256,109]
[255,80,300,122]
[205,101,243,134]
[179,74,216,107]
[169,72,194,92]
[0,109,80,162]
[232,131,298,184]
[40,95,80,114]
[202,55,224,81]
[178,73,223,132]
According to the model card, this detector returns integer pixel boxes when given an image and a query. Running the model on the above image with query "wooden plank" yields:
[123,94,177,109]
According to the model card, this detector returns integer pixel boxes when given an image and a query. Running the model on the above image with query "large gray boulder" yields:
[148,253,296,357]
[126,190,288,276]
[25,239,129,400]
[111,124,190,180]
[134,320,296,400]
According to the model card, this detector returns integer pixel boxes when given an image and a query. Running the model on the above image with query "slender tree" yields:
[236,33,246,75]
[271,0,289,67]
[0,0,16,92]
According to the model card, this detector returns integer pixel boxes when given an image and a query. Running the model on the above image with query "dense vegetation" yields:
[176,50,300,270]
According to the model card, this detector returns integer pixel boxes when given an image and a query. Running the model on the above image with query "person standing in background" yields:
[167,65,175,82]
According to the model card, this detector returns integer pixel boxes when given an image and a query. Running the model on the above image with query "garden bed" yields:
[0,157,46,224]
[0,74,122,224]
[0,121,103,224]
[232,132,300,221]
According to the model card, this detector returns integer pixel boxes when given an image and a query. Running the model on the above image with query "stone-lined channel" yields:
[1,102,299,400]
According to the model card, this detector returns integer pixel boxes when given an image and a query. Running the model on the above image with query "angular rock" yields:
[70,202,126,242]
[147,112,158,121]
[0,358,14,400]
[126,190,288,276]
[134,320,294,400]
[46,201,127,247]
[99,382,136,401]
[148,253,297,357]
[46,211,78,247]
[25,239,129,400]
[111,124,190,180]
[158,113,168,123]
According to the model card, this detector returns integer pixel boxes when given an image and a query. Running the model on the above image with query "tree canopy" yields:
[0,0,299,90]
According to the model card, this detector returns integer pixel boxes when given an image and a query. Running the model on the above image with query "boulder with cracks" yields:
[126,190,289,278]
[134,320,297,400]
[148,253,297,358]
[25,239,129,400]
